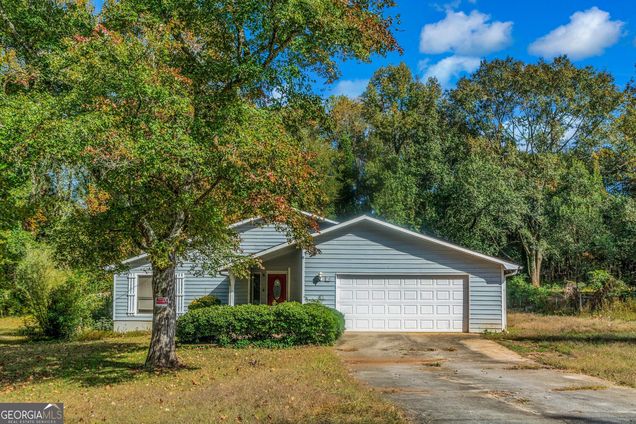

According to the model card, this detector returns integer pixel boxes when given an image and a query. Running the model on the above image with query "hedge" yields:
[176,302,345,347]
[188,294,221,310]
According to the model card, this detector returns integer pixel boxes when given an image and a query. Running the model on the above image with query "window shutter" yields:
[176,273,185,315]
[127,274,136,316]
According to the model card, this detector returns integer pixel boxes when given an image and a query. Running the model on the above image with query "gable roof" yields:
[253,215,520,271]
[119,210,337,265]
[229,210,338,229]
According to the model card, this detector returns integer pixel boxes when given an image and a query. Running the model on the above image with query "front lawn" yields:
[0,317,406,423]
[488,312,636,388]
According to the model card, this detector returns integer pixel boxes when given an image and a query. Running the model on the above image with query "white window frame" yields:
[134,272,154,317]
[126,269,184,316]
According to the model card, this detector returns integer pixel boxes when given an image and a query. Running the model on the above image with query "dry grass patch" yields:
[0,317,407,424]
[552,385,608,392]
[488,312,636,388]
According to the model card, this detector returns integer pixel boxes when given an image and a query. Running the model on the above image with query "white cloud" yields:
[331,79,369,98]
[421,55,481,87]
[528,7,624,60]
[420,10,513,55]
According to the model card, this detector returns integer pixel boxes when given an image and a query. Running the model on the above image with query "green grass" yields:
[0,317,406,423]
[488,312,636,388]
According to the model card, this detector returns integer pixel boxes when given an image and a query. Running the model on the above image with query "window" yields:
[250,273,261,305]
[137,275,153,314]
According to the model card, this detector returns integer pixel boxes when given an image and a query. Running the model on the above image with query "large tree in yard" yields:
[0,0,399,368]
[449,57,623,287]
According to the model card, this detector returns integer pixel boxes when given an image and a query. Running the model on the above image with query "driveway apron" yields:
[336,333,636,423]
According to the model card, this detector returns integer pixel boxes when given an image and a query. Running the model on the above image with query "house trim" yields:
[248,272,261,305]
[228,273,236,306]
[112,273,117,321]
[229,211,338,229]
[300,250,306,304]
[501,267,507,330]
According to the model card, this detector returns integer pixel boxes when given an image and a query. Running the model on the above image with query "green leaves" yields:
[176,302,344,346]
[328,58,634,286]
[1,0,400,274]
[451,56,622,154]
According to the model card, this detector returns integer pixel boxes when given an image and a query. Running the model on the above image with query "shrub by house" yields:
[176,302,345,347]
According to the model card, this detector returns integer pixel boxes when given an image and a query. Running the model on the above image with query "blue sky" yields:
[327,0,636,98]
[93,1,635,97]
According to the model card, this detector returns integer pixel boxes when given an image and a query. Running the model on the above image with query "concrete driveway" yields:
[336,333,636,423]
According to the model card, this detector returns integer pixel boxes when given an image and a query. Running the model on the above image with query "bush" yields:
[188,294,221,310]
[14,245,90,339]
[44,275,91,339]
[507,275,554,312]
[14,246,66,332]
[176,302,345,347]
[585,270,630,311]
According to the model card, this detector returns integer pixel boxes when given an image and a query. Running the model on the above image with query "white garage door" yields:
[336,275,466,332]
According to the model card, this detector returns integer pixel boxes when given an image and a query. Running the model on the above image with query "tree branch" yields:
[193,176,223,206]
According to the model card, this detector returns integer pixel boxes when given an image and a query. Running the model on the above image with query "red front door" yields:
[267,273,287,305]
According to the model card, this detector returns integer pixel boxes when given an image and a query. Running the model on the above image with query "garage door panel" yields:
[372,319,386,329]
[436,305,450,315]
[340,290,354,300]
[387,305,401,314]
[436,290,451,300]
[403,305,417,315]
[420,305,434,314]
[420,319,434,329]
[372,290,385,300]
[337,275,465,332]
[355,305,369,314]
[388,291,401,300]
[420,290,434,300]
[387,319,401,329]
[371,305,385,314]
[340,305,353,314]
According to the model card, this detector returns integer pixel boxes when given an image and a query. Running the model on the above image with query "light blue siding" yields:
[113,260,230,321]
[234,219,336,255]
[112,219,319,321]
[114,217,505,333]
[303,221,503,332]
[235,223,289,254]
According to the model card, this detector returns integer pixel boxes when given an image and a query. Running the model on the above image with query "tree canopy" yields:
[0,0,399,368]
[328,57,634,287]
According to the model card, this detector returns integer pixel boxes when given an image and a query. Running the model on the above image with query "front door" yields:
[267,273,287,305]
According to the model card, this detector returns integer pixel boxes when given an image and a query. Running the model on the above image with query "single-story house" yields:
[113,213,520,333]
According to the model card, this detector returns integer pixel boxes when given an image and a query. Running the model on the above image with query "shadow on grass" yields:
[0,338,151,388]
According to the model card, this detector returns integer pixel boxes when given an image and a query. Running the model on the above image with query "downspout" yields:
[501,267,520,331]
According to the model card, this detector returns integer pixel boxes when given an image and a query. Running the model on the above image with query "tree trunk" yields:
[145,261,179,369]
[528,249,543,288]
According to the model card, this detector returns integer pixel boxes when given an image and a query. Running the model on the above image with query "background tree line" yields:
[325,59,635,288]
